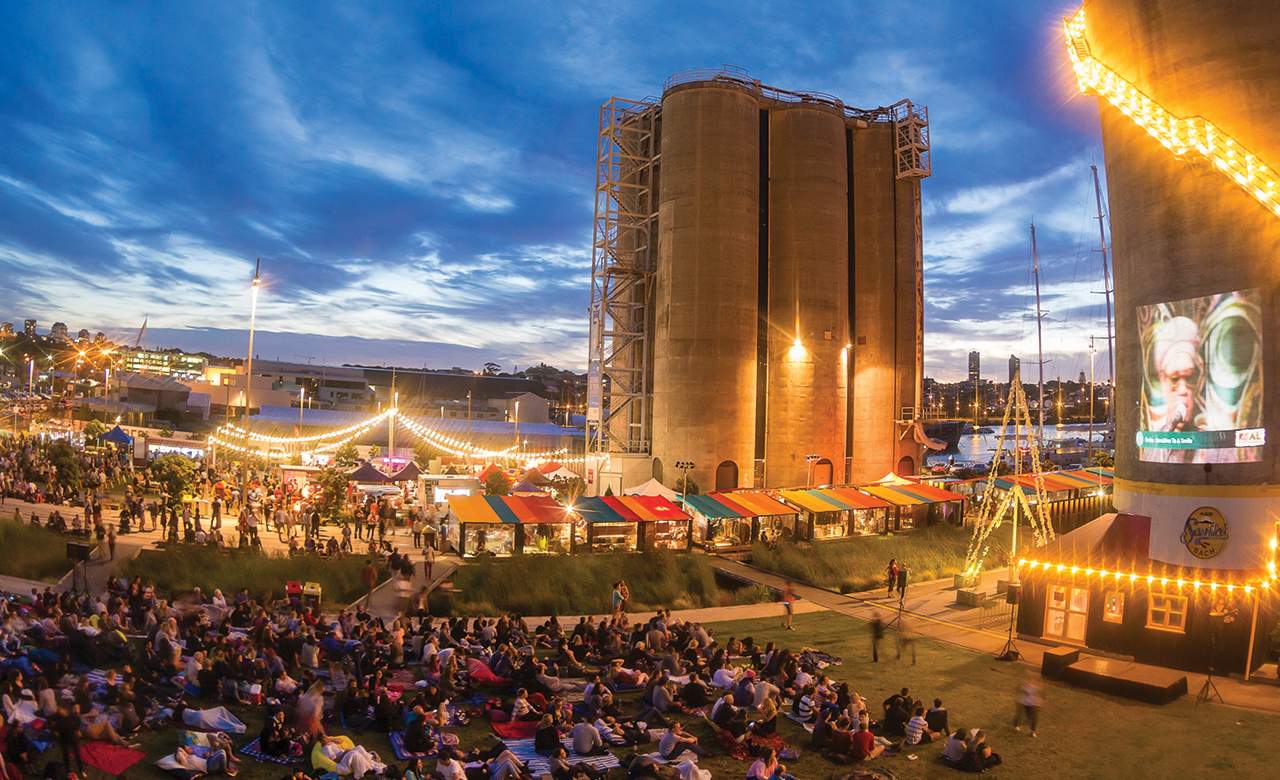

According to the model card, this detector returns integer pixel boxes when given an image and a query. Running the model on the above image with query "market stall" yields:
[776,489,857,540]
[569,496,690,553]
[862,481,966,529]
[683,491,800,549]
[444,494,574,556]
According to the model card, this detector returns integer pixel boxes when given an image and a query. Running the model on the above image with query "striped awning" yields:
[779,489,851,513]
[861,484,929,506]
[447,494,570,524]
[723,492,796,516]
[683,494,742,519]
[826,487,893,510]
[572,495,688,523]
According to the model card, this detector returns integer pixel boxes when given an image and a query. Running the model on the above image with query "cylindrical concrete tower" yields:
[651,83,760,493]
[765,106,849,486]
[1086,0,1280,572]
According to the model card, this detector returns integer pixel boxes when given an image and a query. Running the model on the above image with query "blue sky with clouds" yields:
[0,1,1115,381]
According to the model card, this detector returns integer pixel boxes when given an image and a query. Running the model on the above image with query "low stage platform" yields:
[1060,656,1189,704]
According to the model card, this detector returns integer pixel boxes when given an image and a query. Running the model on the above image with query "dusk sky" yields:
[0,1,1114,382]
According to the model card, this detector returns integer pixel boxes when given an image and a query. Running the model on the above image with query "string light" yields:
[217,407,395,444]
[1064,8,1280,220]
[1017,558,1274,591]
[396,414,589,466]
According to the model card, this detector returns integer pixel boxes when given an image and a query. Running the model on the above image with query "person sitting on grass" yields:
[749,695,778,737]
[961,729,1002,772]
[823,714,855,763]
[905,705,939,746]
[710,690,748,738]
[570,715,608,756]
[747,746,797,780]
[851,720,885,762]
[548,745,606,780]
[926,697,950,735]
[512,688,541,721]
[534,713,562,755]
[881,688,912,737]
[658,721,707,762]
[941,727,969,768]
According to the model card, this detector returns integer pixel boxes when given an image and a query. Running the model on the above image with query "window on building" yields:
[1146,585,1188,633]
[1102,589,1125,623]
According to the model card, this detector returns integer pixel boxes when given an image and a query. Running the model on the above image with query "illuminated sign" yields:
[1138,289,1263,463]
[1180,506,1229,560]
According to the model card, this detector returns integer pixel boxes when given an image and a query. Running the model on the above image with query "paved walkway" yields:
[712,557,1280,714]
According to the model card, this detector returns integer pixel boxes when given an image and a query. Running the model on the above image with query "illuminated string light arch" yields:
[1064,8,1280,219]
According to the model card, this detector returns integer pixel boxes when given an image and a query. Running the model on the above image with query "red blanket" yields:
[80,742,146,776]
[490,719,540,740]
[467,658,511,687]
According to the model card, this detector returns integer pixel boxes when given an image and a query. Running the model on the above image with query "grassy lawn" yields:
[439,551,772,616]
[748,524,1008,592]
[0,521,73,583]
[25,611,1278,780]
[121,547,378,605]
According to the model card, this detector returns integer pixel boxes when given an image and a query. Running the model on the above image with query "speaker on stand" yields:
[997,583,1021,661]
[66,542,93,593]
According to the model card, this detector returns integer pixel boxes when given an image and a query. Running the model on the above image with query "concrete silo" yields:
[650,82,760,494]
[587,68,930,494]
[765,106,849,487]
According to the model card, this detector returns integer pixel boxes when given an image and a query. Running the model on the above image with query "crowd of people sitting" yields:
[0,568,1008,780]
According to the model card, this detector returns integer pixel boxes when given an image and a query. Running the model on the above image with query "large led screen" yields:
[1137,289,1263,463]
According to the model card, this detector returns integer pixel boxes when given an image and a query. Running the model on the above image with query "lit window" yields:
[1103,589,1125,623]
[1147,584,1188,633]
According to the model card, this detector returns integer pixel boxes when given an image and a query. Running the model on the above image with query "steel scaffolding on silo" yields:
[587,97,661,460]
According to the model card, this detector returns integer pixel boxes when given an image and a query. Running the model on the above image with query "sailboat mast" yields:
[1031,222,1046,443]
[1090,164,1116,428]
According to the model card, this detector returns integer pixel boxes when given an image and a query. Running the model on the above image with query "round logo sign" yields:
[1180,506,1229,559]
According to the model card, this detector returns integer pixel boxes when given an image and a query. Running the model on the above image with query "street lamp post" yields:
[804,453,820,486]
[675,460,695,498]
[241,259,261,511]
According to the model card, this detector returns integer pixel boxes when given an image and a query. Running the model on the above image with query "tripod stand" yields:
[1196,631,1225,705]
[886,588,906,629]
[996,602,1020,661]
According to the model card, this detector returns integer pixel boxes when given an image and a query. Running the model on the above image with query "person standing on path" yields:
[781,580,798,631]
[107,525,116,560]
[361,558,379,606]
[870,610,885,662]
[886,559,899,598]
[1013,674,1042,737]
[423,546,435,583]
[896,562,909,604]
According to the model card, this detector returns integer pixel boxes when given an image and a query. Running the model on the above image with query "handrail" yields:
[662,65,906,124]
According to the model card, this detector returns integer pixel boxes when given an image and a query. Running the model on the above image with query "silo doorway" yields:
[813,458,833,485]
[715,460,739,491]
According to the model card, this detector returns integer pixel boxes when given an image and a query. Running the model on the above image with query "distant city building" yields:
[1008,354,1020,384]
[49,322,69,341]
[93,332,107,344]
[0,322,13,337]
[1078,370,1087,384]
[968,351,981,385]
[23,319,37,338]
[77,328,91,342]
[121,347,209,379]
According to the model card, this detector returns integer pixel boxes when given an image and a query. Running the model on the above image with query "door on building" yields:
[1043,583,1089,643]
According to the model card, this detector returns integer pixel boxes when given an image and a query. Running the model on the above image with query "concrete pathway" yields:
[712,556,1280,714]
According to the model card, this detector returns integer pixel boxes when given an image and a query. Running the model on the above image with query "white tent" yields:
[543,466,581,482]
[624,477,678,501]
[876,472,913,485]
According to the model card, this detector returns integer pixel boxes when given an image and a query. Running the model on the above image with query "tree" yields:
[368,444,381,461]
[672,476,699,496]
[159,425,175,438]
[412,441,436,467]
[313,463,351,520]
[82,419,108,440]
[483,361,502,376]
[550,475,586,504]
[484,470,512,496]
[1089,449,1115,469]
[46,441,82,490]
[150,454,200,510]
[332,441,359,467]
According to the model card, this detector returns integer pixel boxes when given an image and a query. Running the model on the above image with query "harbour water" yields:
[925,423,1111,466]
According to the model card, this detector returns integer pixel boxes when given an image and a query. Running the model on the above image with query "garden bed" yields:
[0,522,75,583]
[435,551,771,616]
[121,546,379,605]
[748,523,1007,592]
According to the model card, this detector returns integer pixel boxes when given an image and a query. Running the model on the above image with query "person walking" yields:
[107,525,116,560]
[781,580,798,631]
[896,562,909,604]
[361,558,379,607]
[1013,674,1042,737]
[886,558,899,598]
[870,611,885,663]
[423,545,435,583]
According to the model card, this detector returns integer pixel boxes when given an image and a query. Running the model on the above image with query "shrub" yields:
[121,547,378,604]
[0,523,74,582]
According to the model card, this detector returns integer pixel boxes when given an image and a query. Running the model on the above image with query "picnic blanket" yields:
[237,737,300,766]
[501,737,620,776]
[182,707,246,734]
[466,658,511,687]
[388,731,460,761]
[80,741,146,776]
[490,719,539,740]
[785,712,815,733]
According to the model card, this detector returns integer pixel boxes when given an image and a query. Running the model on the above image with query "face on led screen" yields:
[1137,289,1264,464]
